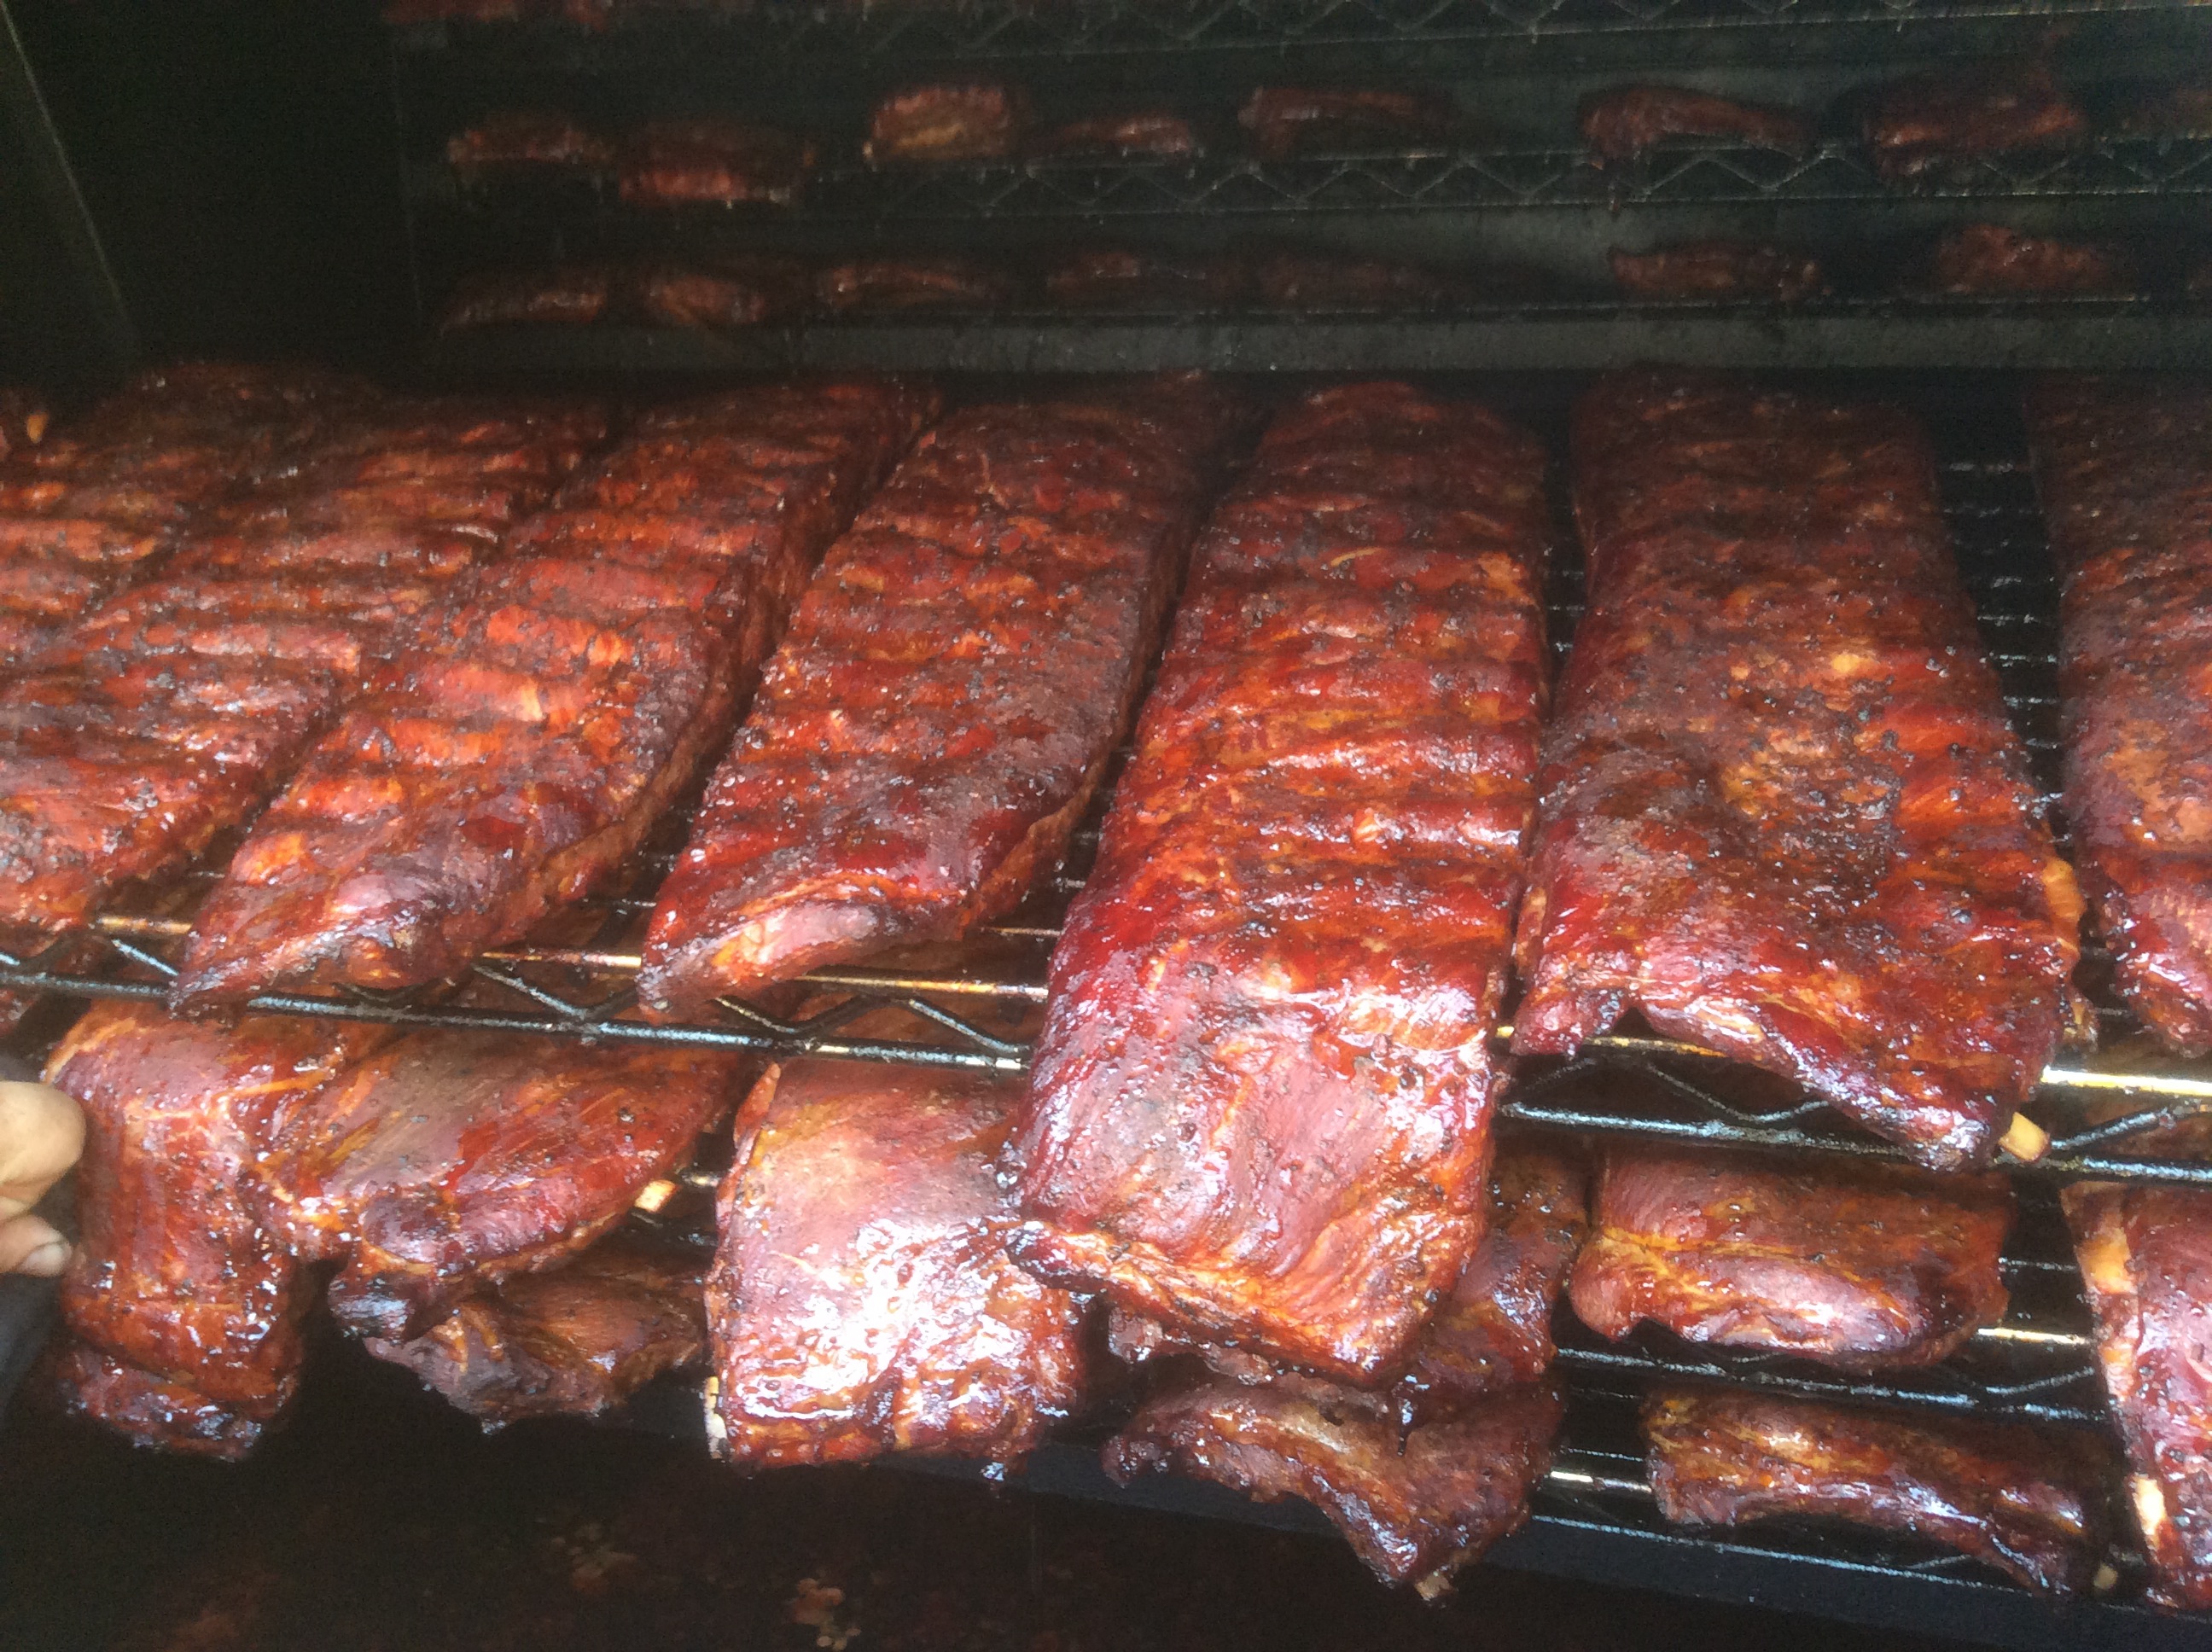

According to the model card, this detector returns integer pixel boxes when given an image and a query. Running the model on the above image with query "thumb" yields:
[0,1211,69,1277]
[0,1081,84,1219]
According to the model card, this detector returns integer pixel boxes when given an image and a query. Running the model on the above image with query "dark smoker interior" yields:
[0,0,2209,1649]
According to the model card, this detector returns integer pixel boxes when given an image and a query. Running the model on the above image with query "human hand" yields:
[0,1081,81,1277]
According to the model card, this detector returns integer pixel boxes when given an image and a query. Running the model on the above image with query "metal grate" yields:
[9,418,2212,1183]
[388,0,2212,63]
[422,137,2212,222]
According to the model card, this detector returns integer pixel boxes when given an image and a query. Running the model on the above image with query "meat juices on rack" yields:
[2026,376,2212,1053]
[1511,373,2083,1171]
[1011,382,1551,1382]
[2063,1178,2212,1608]
[1106,1376,1564,1597]
[1569,1144,2013,1368]
[244,1031,743,1342]
[50,1001,386,1457]
[707,1061,1086,1469]
[171,380,934,1009]
[637,377,1245,1015]
[0,394,606,939]
[370,1230,708,1428]
[1643,1387,2113,1595]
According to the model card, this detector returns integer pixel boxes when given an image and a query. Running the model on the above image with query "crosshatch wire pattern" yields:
[388,0,2212,61]
[420,136,2212,223]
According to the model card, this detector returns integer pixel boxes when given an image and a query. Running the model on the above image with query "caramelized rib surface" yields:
[370,1230,707,1428]
[1644,1387,2111,1595]
[1862,63,2087,181]
[172,381,934,1007]
[0,363,347,674]
[2027,376,2212,1053]
[0,396,605,937]
[246,1031,742,1341]
[1513,372,2081,1170]
[708,1061,1087,1469]
[51,1001,384,1453]
[638,378,1243,1015]
[2062,1178,2212,1608]
[864,83,1029,164]
[1105,1376,1563,1593]
[1237,87,1453,158]
[1569,1144,2011,1367]
[1012,382,1551,1382]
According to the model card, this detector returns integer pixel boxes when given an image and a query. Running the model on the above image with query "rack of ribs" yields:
[2062,1177,2212,1608]
[814,256,1018,314]
[0,395,607,944]
[1010,382,1552,1382]
[1511,372,2083,1171]
[1237,87,1456,159]
[0,362,350,674]
[1928,224,2133,297]
[1569,1144,2012,1367]
[438,265,616,331]
[1251,252,1459,311]
[1579,86,1812,162]
[1609,241,1825,302]
[864,83,1030,165]
[368,1230,707,1428]
[1032,111,1201,160]
[1643,1387,2113,1594]
[2026,377,2212,1052]
[1105,1376,1563,1596]
[51,1001,387,1457]
[637,377,1245,1015]
[1860,62,2087,183]
[637,255,812,330]
[1396,1143,1587,1415]
[1043,248,1249,310]
[707,1060,1087,1469]
[244,1030,743,1341]
[170,380,934,1009]
[445,110,615,183]
[619,118,817,206]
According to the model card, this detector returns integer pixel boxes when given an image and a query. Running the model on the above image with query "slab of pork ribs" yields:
[1511,372,2084,1170]
[814,256,1017,313]
[2064,1177,2212,1608]
[1579,86,1812,162]
[0,393,607,941]
[171,379,934,1009]
[707,1060,1087,1469]
[51,1001,387,1457]
[1644,1386,2113,1595]
[1237,87,1455,159]
[619,118,817,206]
[864,83,1029,165]
[1860,62,2087,183]
[1106,1376,1564,1597]
[1609,241,1825,302]
[1011,382,1552,1382]
[1569,1143,2012,1368]
[637,375,1245,1015]
[438,265,616,331]
[369,1230,707,1428]
[0,362,349,673]
[2026,376,2212,1052]
[247,1029,742,1341]
[1929,223,2133,297]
